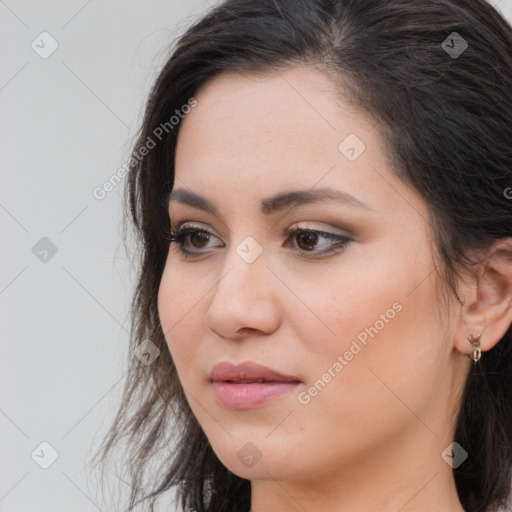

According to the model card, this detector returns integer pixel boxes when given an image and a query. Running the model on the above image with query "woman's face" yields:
[158,66,470,487]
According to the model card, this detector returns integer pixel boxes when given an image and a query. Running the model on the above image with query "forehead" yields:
[178,67,364,151]
[176,68,372,175]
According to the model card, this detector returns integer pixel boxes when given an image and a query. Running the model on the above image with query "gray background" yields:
[1,1,511,511]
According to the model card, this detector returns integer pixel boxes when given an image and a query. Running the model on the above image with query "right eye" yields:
[168,224,222,257]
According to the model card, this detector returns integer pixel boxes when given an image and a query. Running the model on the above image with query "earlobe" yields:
[455,237,512,357]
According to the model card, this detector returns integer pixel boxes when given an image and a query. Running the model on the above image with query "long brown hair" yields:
[90,1,512,511]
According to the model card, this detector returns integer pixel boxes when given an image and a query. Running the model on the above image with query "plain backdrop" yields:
[1,1,511,511]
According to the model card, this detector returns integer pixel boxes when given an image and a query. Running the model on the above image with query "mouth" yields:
[222,379,292,384]
[208,361,301,410]
[208,360,301,384]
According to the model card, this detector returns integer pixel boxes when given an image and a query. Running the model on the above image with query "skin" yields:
[157,65,512,512]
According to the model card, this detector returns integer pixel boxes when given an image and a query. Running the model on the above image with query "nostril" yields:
[238,327,259,336]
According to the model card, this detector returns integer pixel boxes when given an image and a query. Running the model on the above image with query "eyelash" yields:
[166,223,351,259]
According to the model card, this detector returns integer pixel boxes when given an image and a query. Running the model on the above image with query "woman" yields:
[91,1,512,511]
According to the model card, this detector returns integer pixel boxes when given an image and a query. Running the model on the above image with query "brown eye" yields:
[296,231,319,251]
[168,225,222,258]
[285,226,351,259]
[189,231,210,248]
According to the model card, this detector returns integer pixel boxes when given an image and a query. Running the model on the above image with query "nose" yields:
[203,248,281,340]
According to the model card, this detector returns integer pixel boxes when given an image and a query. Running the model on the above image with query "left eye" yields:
[285,226,349,254]
[167,224,351,259]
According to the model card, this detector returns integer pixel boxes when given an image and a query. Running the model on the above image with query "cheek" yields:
[157,265,204,379]
[281,299,440,478]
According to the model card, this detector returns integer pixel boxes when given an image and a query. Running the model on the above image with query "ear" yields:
[454,237,512,356]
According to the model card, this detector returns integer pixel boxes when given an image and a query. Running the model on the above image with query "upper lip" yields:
[209,361,301,383]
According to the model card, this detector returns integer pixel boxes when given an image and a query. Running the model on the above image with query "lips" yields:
[208,361,302,409]
[208,360,301,384]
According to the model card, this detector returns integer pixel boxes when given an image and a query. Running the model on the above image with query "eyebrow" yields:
[167,187,371,215]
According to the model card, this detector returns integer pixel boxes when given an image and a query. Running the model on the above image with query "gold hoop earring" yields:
[468,334,482,363]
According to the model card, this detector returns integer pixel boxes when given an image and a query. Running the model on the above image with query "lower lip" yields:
[211,381,300,410]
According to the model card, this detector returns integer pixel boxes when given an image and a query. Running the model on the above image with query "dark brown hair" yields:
[90,1,512,511]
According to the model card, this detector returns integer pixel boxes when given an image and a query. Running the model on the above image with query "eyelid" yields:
[286,222,352,238]
[172,221,351,239]
[173,221,223,239]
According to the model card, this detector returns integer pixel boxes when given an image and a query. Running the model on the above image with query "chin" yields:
[209,435,300,480]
